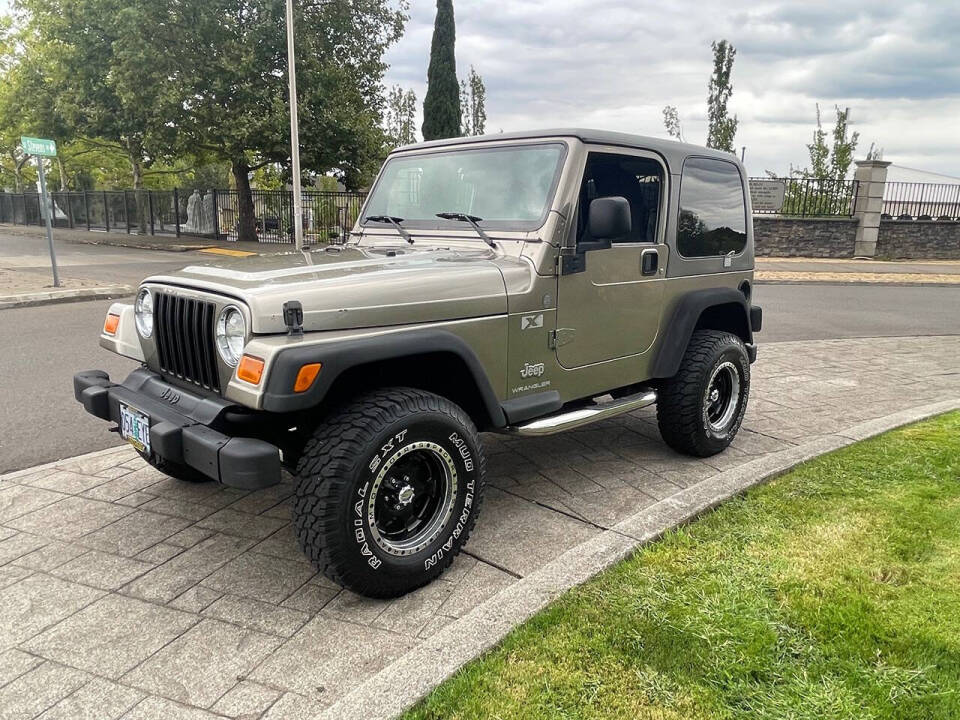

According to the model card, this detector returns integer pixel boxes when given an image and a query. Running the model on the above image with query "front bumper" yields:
[73,368,281,490]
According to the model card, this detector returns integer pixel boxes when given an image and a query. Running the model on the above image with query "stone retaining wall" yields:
[754,216,960,259]
[876,220,960,259]
[753,216,858,257]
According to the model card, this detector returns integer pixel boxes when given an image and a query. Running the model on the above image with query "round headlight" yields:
[216,306,246,367]
[134,288,153,338]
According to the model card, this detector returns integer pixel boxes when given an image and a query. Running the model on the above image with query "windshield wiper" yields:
[435,212,496,248]
[365,215,413,244]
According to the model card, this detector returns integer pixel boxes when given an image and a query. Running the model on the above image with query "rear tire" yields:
[293,387,486,598]
[657,330,750,457]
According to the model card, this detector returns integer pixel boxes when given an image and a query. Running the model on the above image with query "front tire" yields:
[294,388,486,598]
[657,330,750,457]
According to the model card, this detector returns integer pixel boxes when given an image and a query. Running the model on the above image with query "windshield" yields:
[362,143,567,231]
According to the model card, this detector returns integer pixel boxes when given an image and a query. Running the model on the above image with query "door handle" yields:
[640,249,659,276]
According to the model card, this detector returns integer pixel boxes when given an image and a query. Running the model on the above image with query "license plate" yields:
[119,403,151,455]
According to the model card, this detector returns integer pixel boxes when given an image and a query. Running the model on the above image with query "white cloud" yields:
[384,0,960,176]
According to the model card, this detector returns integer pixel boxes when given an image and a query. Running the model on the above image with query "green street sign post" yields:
[21,136,57,157]
[21,136,60,287]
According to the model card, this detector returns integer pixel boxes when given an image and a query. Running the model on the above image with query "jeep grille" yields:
[154,292,221,391]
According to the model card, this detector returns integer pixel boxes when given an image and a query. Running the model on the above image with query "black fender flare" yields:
[260,329,507,427]
[650,287,754,379]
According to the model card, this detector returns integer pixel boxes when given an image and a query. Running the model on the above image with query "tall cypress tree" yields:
[422,0,460,140]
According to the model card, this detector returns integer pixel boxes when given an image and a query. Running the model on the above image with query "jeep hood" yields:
[143,245,511,333]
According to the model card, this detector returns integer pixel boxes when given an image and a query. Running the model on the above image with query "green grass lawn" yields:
[405,411,960,720]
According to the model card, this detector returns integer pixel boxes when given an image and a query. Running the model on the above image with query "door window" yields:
[577,153,663,243]
[677,157,747,257]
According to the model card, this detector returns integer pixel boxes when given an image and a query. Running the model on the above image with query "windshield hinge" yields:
[549,328,575,349]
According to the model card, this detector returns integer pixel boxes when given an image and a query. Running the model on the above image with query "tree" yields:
[422,0,460,140]
[467,68,485,135]
[706,40,738,152]
[0,17,30,191]
[829,106,859,182]
[459,65,486,136]
[806,104,830,180]
[385,85,418,146]
[778,105,861,216]
[800,104,859,181]
[101,0,404,240]
[167,0,406,239]
[662,105,684,142]
[461,66,486,136]
[10,0,405,239]
[13,0,185,229]
[10,42,81,191]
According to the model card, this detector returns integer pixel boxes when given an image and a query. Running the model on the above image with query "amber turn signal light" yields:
[293,363,322,392]
[237,355,265,385]
[103,313,120,335]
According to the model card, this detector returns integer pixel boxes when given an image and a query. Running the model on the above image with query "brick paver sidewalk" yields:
[1,335,958,719]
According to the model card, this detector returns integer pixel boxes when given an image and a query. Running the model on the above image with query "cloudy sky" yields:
[383,1,960,177]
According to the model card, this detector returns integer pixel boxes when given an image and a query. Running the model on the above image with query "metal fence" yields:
[882,182,960,221]
[214,189,368,243]
[0,188,368,244]
[749,177,858,217]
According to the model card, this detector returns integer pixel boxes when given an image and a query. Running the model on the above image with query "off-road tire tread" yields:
[294,387,486,597]
[657,329,749,457]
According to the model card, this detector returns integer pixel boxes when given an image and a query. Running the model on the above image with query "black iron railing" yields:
[0,188,368,244]
[749,177,858,217]
[882,182,960,221]
[214,189,368,243]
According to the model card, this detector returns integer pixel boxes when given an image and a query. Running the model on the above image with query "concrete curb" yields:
[0,284,135,309]
[60,233,214,253]
[321,397,960,720]
[0,224,213,252]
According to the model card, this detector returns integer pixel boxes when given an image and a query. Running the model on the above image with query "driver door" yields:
[556,149,667,369]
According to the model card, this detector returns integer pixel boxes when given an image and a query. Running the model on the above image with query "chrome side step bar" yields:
[506,389,657,437]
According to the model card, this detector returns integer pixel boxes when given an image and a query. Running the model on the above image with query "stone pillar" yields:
[852,160,891,257]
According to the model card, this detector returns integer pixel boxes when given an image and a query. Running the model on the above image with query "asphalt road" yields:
[0,230,196,286]
[753,283,960,342]
[2,284,958,474]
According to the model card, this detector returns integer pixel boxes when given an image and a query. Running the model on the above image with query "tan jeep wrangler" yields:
[75,129,762,597]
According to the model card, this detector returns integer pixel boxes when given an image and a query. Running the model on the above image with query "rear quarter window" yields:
[677,157,747,258]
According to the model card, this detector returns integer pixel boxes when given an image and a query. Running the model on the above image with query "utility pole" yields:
[285,0,305,250]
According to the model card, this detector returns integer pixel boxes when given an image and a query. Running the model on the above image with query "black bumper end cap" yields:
[81,386,111,420]
[219,438,282,490]
[746,343,758,364]
[74,370,111,403]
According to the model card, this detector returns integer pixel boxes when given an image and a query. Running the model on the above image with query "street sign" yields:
[21,136,61,286]
[21,136,57,157]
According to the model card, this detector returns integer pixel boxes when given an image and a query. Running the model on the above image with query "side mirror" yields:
[588,196,631,240]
